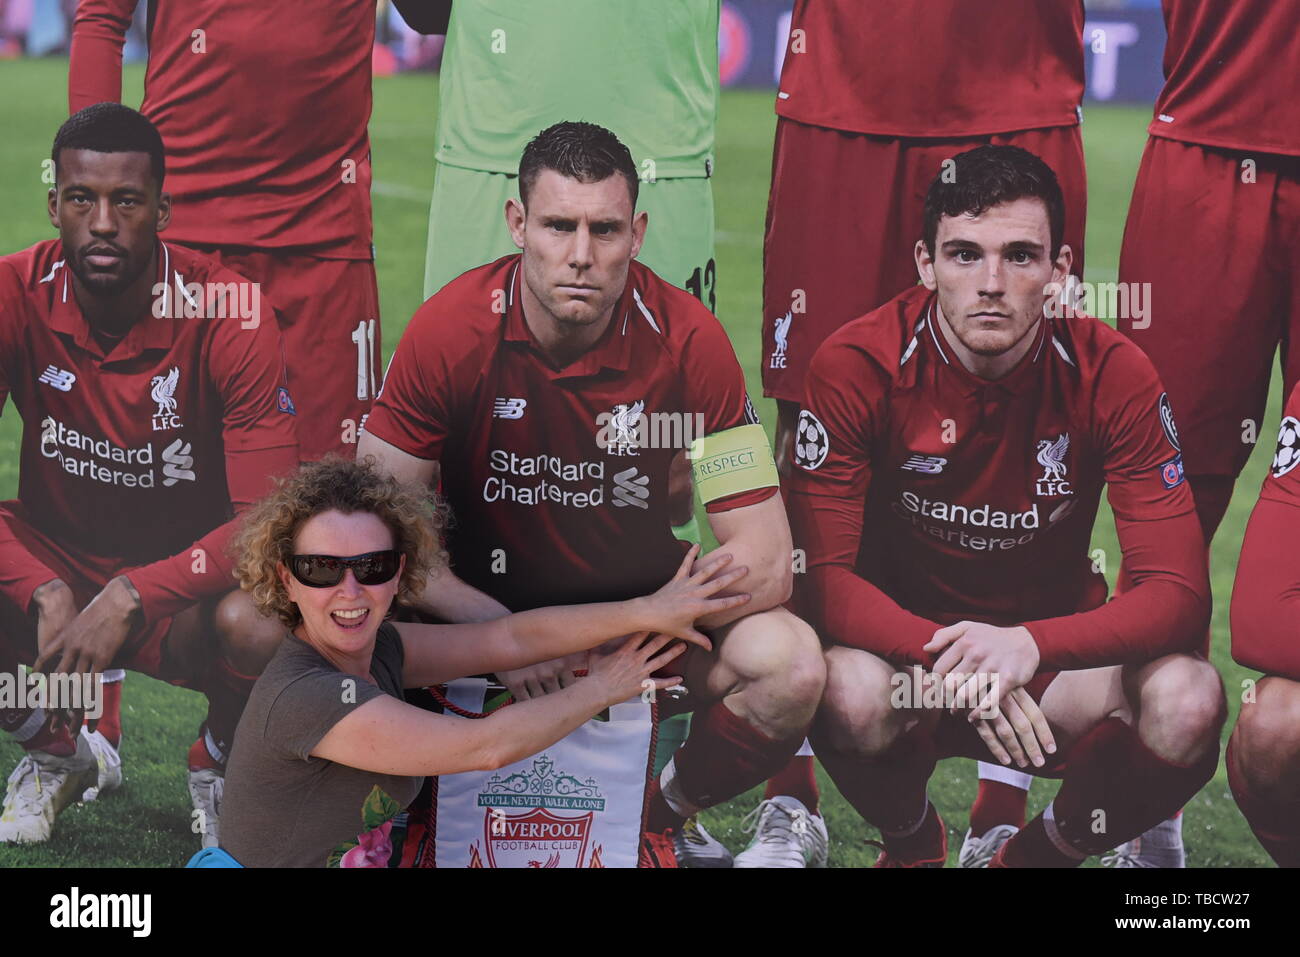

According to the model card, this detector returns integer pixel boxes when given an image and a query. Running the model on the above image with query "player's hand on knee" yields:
[971,687,1056,769]
[587,631,685,705]
[499,652,585,701]
[641,544,749,649]
[34,575,140,678]
[925,621,1040,698]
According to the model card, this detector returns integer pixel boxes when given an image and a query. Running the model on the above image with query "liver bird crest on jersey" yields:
[1035,433,1071,496]
[150,366,183,431]
[770,311,792,369]
[603,400,645,456]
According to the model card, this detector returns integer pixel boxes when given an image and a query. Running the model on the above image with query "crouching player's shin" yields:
[999,654,1224,867]
[648,607,825,831]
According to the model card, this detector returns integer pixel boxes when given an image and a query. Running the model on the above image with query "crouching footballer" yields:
[786,145,1226,867]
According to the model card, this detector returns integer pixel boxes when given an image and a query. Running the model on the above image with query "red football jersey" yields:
[364,255,776,611]
[785,285,1208,672]
[0,240,298,624]
[1150,0,1300,157]
[1231,381,1300,680]
[775,0,1084,138]
[69,0,376,255]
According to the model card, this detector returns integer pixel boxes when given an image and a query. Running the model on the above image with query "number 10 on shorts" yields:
[352,318,378,401]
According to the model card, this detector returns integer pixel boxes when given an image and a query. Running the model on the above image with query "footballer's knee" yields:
[813,646,908,758]
[1133,654,1226,763]
[212,589,283,676]
[1231,677,1300,794]
[720,609,825,735]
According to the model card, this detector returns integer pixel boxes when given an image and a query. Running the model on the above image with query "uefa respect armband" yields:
[689,424,780,504]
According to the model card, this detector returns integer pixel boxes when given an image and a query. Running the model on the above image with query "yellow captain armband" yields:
[689,424,780,504]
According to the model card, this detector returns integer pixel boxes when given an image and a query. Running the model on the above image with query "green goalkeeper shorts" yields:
[422,162,717,310]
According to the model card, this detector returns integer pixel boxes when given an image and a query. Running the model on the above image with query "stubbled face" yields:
[48,148,169,297]
[509,169,646,331]
[916,197,1070,358]
[278,509,403,659]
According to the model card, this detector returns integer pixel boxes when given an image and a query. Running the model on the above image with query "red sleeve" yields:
[0,511,61,614]
[126,291,298,625]
[363,303,452,461]
[785,339,941,667]
[1230,383,1300,680]
[69,0,139,113]
[1022,344,1209,670]
[680,310,777,514]
[0,271,56,611]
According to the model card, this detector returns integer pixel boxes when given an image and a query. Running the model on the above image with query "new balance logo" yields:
[493,398,527,420]
[38,365,76,392]
[161,438,195,487]
[901,454,947,474]
[611,467,650,509]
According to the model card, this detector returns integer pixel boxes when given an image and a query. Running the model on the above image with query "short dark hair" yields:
[53,102,166,192]
[518,121,639,210]
[922,145,1065,259]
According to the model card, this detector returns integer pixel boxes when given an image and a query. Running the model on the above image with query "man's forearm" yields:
[69,0,136,111]
[806,565,940,667]
[1025,509,1210,671]
[415,569,510,623]
[694,548,791,628]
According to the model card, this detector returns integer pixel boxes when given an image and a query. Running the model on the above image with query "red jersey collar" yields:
[922,297,1052,396]
[503,258,639,378]
[47,240,179,361]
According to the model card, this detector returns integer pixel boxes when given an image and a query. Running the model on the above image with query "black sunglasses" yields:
[288,550,402,588]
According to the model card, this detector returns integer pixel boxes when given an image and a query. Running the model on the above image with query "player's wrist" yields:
[31,578,74,613]
[624,596,657,634]
[1010,624,1041,673]
[105,575,144,619]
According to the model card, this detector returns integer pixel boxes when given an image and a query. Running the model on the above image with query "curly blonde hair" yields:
[232,456,447,626]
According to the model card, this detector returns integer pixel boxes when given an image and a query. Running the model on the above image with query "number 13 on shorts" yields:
[351,318,378,401]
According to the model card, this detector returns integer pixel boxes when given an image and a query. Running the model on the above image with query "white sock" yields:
[977,760,1033,790]
[658,756,701,819]
[10,707,47,743]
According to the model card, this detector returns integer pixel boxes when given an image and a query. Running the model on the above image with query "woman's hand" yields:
[635,545,750,651]
[586,632,687,705]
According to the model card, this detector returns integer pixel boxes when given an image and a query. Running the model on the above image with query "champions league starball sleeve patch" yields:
[793,410,830,471]
[1272,416,1300,478]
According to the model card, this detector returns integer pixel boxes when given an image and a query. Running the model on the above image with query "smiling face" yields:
[277,509,404,664]
[915,196,1072,369]
[506,169,647,335]
[48,148,169,299]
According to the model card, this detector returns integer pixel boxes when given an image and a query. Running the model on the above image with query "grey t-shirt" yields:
[221,623,423,868]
